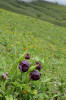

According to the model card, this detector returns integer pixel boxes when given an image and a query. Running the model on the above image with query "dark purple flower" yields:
[2,72,8,80]
[19,60,30,72]
[35,62,42,70]
[25,53,30,59]
[29,70,41,80]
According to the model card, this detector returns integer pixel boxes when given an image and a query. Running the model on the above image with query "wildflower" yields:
[34,39,37,42]
[35,62,42,70]
[24,48,28,50]
[19,60,30,72]
[6,26,8,28]
[35,40,37,42]
[23,40,26,42]
[25,53,30,59]
[29,70,41,80]
[23,90,27,95]
[2,72,8,80]
[10,44,14,47]
[32,45,34,48]
[46,57,48,59]
[17,42,20,44]
[29,43,31,44]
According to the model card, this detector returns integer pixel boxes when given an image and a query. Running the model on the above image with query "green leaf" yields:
[5,95,13,100]
[0,72,4,81]
[1,82,5,91]
[43,78,52,83]
[24,83,37,95]
[9,52,27,80]
[38,93,49,100]
[52,93,61,100]
[4,87,14,96]
[22,72,29,82]
[0,94,2,97]
[34,57,40,61]
[38,97,44,100]
[41,59,44,64]
[17,52,27,63]
[31,89,37,95]
[34,57,44,64]
[12,81,25,89]
[28,66,37,72]
[0,71,4,76]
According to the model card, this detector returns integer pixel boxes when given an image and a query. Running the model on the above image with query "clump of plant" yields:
[19,53,42,80]
[0,52,43,100]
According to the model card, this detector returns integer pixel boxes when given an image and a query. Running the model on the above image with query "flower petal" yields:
[30,70,41,80]
[35,62,42,70]
[19,60,30,72]
[22,60,30,66]
[22,64,29,72]
[25,53,30,59]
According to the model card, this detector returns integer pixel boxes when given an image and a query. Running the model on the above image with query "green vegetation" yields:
[0,0,66,27]
[0,9,66,100]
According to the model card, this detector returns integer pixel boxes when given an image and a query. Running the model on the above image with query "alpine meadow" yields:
[0,0,66,100]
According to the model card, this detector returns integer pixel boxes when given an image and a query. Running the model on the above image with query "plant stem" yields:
[21,72,22,80]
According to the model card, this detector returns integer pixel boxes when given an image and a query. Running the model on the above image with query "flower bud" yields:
[35,62,42,70]
[19,60,30,72]
[29,70,41,80]
[2,72,8,80]
[25,53,30,59]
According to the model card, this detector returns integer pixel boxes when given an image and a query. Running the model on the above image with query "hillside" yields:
[0,9,66,100]
[0,0,66,27]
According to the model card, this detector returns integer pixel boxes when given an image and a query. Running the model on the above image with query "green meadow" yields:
[0,0,66,27]
[0,8,66,99]
[0,0,66,99]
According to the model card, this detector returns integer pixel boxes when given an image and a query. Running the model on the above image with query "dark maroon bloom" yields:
[2,72,8,80]
[35,62,42,70]
[19,60,30,72]
[29,70,41,80]
[25,53,30,59]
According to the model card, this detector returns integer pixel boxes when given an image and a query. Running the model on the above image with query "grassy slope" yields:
[0,9,66,99]
[0,0,66,27]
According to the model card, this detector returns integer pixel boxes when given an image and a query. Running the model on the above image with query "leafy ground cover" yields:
[0,0,66,27]
[0,9,66,100]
